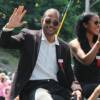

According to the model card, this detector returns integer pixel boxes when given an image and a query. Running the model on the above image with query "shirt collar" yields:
[41,30,59,45]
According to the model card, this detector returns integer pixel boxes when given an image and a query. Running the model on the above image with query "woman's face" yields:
[85,15,100,35]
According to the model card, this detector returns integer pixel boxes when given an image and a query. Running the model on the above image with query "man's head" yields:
[41,8,60,36]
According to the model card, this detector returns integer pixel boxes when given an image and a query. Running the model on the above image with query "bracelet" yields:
[2,23,14,31]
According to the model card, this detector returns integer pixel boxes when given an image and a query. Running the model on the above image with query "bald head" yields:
[43,8,60,20]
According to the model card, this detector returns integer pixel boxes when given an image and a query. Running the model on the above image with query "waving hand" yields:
[6,6,26,29]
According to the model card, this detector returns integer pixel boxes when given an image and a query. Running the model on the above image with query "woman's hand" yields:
[72,90,82,100]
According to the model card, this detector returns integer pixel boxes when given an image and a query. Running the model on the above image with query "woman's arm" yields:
[69,39,100,65]
[88,85,100,100]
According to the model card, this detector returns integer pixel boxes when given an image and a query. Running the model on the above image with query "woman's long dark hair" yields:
[75,12,98,45]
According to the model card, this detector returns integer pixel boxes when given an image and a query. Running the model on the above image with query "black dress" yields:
[73,38,100,98]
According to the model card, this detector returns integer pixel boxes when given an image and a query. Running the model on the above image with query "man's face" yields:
[41,11,60,36]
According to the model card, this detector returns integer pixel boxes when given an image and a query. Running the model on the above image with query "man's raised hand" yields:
[6,5,26,29]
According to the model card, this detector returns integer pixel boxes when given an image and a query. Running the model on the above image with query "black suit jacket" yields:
[0,28,82,99]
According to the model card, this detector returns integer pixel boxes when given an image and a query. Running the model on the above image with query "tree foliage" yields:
[0,0,100,41]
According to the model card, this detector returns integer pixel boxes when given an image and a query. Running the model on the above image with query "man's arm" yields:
[0,30,25,49]
[0,5,26,48]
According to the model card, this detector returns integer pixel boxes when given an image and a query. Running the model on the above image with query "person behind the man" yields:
[0,6,82,100]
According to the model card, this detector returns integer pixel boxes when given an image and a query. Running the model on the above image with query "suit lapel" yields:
[34,31,42,66]
[34,30,42,64]
[56,43,62,70]
[56,42,65,73]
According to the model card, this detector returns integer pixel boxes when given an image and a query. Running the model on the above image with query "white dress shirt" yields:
[30,30,59,81]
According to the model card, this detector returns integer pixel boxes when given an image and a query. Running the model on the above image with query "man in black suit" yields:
[0,6,82,100]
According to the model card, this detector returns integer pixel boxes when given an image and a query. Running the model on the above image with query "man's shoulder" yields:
[21,28,41,36]
[58,38,69,47]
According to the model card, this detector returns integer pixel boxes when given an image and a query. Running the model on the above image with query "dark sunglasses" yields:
[44,17,59,27]
[94,21,100,25]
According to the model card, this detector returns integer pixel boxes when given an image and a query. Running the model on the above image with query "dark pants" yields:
[0,97,5,100]
[19,79,71,100]
[81,83,99,98]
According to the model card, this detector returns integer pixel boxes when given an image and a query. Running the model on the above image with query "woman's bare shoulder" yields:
[69,38,80,48]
